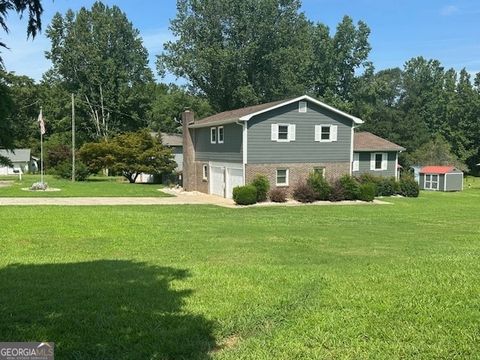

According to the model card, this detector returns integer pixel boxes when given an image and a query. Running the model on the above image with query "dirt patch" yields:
[0,181,13,188]
[211,334,242,353]
[21,187,61,192]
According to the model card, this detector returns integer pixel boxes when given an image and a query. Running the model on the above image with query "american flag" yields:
[38,108,46,135]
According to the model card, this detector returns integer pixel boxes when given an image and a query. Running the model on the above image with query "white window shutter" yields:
[271,124,278,141]
[382,153,388,170]
[331,125,338,142]
[288,124,296,141]
[370,153,375,170]
[314,125,321,142]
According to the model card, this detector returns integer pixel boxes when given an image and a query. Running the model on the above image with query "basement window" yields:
[202,164,208,181]
[276,169,289,186]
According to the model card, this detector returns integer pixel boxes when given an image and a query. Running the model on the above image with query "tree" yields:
[158,0,312,111]
[148,84,213,133]
[0,0,43,64]
[79,130,176,183]
[408,134,466,170]
[45,1,154,140]
[0,73,13,165]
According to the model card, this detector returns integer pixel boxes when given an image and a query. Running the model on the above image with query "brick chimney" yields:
[182,110,196,191]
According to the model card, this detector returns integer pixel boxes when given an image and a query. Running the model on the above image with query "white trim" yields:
[317,125,334,142]
[350,126,354,175]
[444,173,447,191]
[394,152,399,180]
[218,126,224,144]
[352,153,359,172]
[370,152,388,171]
[239,121,248,186]
[424,173,440,191]
[276,123,291,142]
[239,95,364,124]
[276,168,289,186]
[210,127,216,144]
[202,163,208,181]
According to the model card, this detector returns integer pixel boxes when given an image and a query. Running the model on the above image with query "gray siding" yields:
[353,151,397,178]
[247,101,353,164]
[172,146,183,171]
[445,173,463,191]
[194,123,243,162]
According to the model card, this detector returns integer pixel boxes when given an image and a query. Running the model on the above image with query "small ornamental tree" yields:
[79,129,176,183]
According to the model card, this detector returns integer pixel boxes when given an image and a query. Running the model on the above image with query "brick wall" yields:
[245,162,350,194]
[194,161,209,194]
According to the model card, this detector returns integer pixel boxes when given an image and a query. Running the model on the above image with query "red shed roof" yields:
[420,166,457,174]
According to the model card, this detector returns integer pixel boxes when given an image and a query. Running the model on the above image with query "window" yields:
[353,153,359,172]
[314,125,338,142]
[299,101,307,113]
[370,152,387,171]
[278,125,289,140]
[321,126,330,141]
[314,167,325,177]
[210,127,216,144]
[202,164,208,181]
[425,174,439,190]
[276,169,289,186]
[218,126,224,144]
[271,124,295,142]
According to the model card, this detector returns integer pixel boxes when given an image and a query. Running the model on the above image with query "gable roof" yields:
[189,95,364,128]
[0,149,31,162]
[420,166,462,174]
[354,132,405,152]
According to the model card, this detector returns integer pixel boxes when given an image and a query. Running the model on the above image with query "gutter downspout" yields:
[236,120,247,185]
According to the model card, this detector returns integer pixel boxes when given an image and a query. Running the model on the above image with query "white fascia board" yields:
[238,95,364,124]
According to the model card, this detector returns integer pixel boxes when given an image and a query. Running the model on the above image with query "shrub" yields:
[339,175,360,200]
[233,185,257,205]
[293,182,316,203]
[269,188,287,203]
[54,161,90,181]
[329,180,345,202]
[307,172,331,200]
[399,177,420,197]
[377,177,397,196]
[251,174,270,202]
[358,183,376,202]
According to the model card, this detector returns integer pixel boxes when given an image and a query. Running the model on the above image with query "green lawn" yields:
[1,188,479,359]
[0,174,170,197]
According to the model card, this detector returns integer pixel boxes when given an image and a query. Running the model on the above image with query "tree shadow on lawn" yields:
[0,260,215,359]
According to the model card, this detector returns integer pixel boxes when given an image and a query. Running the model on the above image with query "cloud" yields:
[440,5,459,16]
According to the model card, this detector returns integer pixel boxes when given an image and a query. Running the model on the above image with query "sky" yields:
[1,0,479,83]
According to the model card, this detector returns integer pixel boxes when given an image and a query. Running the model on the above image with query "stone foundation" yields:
[245,162,350,195]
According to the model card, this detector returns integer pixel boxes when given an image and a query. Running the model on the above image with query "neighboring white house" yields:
[135,133,183,184]
[0,149,36,177]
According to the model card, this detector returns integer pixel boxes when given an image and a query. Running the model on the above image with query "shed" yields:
[419,166,463,191]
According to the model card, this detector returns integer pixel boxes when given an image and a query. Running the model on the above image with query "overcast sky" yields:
[1,0,479,83]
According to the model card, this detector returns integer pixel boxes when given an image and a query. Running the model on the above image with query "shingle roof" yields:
[354,132,405,152]
[160,133,183,147]
[190,99,287,127]
[0,149,31,162]
[189,95,364,128]
[420,166,461,174]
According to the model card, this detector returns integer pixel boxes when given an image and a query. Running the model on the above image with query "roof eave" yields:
[188,118,243,128]
[238,95,364,124]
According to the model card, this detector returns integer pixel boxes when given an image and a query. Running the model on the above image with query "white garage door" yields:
[226,168,244,199]
[210,166,225,197]
[209,162,244,198]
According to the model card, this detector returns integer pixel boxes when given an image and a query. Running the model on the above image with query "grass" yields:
[0,174,170,197]
[0,186,479,359]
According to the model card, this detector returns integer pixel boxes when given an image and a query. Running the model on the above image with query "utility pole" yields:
[72,93,76,182]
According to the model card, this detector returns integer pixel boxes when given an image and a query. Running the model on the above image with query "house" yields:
[0,149,36,176]
[135,132,183,183]
[182,95,405,198]
[418,166,463,191]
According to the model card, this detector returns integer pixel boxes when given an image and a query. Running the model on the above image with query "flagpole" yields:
[40,106,44,185]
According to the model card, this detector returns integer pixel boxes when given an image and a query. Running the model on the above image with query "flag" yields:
[38,108,46,135]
